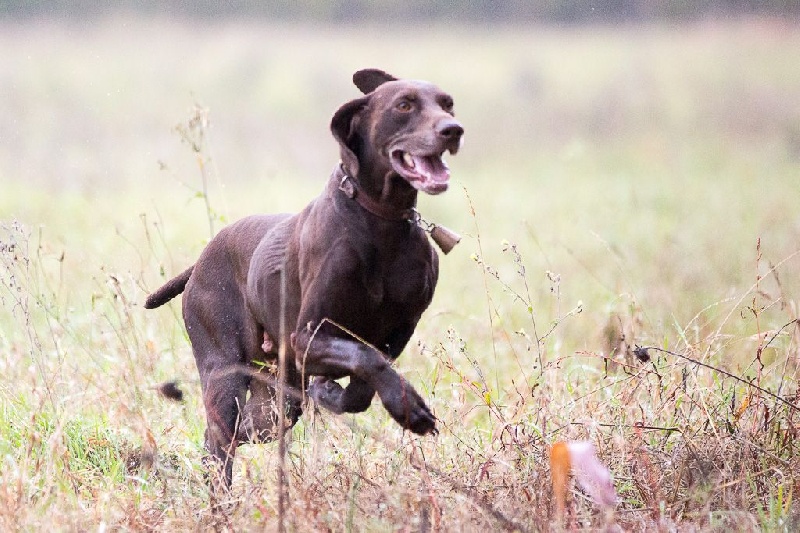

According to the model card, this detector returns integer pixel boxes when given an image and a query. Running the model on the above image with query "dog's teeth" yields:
[403,153,414,168]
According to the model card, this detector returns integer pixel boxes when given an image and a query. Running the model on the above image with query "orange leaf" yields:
[550,441,571,517]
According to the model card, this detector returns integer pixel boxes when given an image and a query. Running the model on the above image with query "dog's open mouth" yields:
[390,150,450,195]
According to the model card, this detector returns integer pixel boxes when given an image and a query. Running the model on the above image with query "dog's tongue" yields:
[414,155,450,183]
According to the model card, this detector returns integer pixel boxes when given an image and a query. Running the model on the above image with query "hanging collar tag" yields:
[411,208,461,255]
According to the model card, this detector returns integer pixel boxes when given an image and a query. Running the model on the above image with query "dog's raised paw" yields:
[407,402,437,436]
[382,384,437,435]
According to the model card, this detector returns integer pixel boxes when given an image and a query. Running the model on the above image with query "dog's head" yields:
[332,69,463,196]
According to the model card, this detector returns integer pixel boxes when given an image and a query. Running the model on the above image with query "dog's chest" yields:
[363,249,435,311]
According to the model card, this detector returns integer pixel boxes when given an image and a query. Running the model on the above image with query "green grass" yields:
[2,17,800,531]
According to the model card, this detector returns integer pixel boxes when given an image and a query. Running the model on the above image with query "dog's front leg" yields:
[308,376,375,414]
[294,330,436,435]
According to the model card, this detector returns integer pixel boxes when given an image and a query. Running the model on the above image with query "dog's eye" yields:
[440,97,454,113]
[396,100,413,113]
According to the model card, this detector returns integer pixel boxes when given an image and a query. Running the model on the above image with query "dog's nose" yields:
[436,119,464,141]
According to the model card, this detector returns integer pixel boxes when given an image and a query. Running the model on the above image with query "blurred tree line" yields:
[1,0,798,23]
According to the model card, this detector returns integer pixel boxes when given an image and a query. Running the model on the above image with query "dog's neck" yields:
[334,163,417,222]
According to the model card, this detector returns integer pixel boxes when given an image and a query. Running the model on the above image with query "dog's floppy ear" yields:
[331,95,369,178]
[353,69,397,94]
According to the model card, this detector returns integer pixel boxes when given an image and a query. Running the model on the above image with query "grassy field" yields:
[1,17,800,531]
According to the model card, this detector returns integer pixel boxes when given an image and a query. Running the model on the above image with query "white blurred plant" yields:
[550,440,617,518]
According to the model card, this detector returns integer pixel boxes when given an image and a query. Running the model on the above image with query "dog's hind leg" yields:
[196,364,249,493]
[237,375,279,443]
[237,361,304,443]
[183,282,252,492]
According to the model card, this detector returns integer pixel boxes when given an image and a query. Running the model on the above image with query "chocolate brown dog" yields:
[145,68,463,489]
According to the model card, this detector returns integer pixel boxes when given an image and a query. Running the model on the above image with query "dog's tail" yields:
[144,266,194,309]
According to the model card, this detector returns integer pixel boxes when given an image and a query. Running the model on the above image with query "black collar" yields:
[334,164,416,222]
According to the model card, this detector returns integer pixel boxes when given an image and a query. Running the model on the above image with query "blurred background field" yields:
[1,4,800,531]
